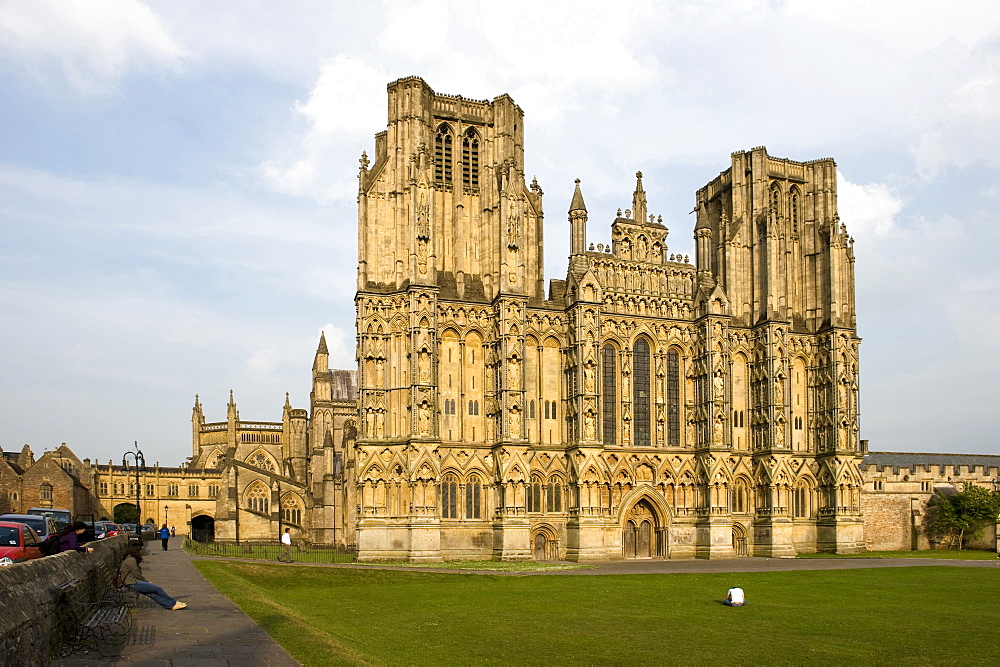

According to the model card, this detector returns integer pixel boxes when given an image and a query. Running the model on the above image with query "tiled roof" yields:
[861,451,1000,473]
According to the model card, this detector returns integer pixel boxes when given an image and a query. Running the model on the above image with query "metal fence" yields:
[184,538,357,563]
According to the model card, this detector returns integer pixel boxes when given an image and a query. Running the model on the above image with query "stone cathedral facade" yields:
[351,77,865,561]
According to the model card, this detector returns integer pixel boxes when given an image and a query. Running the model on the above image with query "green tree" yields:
[925,483,1000,550]
[113,502,139,524]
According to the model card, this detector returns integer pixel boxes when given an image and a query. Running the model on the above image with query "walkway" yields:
[55,536,298,667]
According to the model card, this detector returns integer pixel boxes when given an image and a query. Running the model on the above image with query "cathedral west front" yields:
[349,77,864,560]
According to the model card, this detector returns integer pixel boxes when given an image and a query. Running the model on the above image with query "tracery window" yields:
[769,182,781,223]
[441,474,458,519]
[528,476,543,513]
[282,494,303,525]
[667,349,680,446]
[434,124,453,186]
[602,344,617,445]
[546,479,562,513]
[246,484,269,514]
[792,484,811,518]
[248,452,276,472]
[462,127,480,190]
[465,474,481,519]
[633,339,651,446]
[731,481,748,514]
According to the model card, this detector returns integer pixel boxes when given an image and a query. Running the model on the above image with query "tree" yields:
[113,502,139,525]
[925,483,1000,550]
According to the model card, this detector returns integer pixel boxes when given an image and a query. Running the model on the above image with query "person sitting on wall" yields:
[117,544,187,610]
[724,586,746,607]
[57,521,94,554]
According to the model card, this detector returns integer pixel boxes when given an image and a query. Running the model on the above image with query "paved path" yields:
[55,536,298,667]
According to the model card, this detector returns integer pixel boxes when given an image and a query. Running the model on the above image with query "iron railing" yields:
[184,538,357,563]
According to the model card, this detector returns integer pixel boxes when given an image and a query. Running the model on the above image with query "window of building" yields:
[39,482,52,503]
[465,475,481,519]
[209,485,219,497]
[873,480,884,491]
[188,485,199,497]
[246,485,269,514]
[434,124,453,186]
[667,349,680,446]
[529,400,536,419]
[920,481,931,492]
[282,494,303,526]
[100,482,108,495]
[146,484,155,496]
[441,474,458,519]
[462,127,480,190]
[633,339,651,446]
[468,400,479,416]
[731,482,748,514]
[602,344,617,445]
[528,477,542,513]
[167,484,179,497]
[546,479,562,513]
[793,485,810,518]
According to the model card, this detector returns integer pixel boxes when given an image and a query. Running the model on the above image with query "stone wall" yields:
[861,493,915,551]
[0,535,128,665]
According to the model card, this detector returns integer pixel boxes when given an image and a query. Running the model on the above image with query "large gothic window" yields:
[462,127,480,190]
[528,475,543,513]
[245,484,269,514]
[633,339,651,446]
[602,344,617,445]
[441,474,458,519]
[434,124,454,186]
[465,474,481,519]
[281,493,303,526]
[667,349,680,446]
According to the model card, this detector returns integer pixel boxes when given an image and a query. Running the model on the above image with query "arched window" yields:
[793,482,811,518]
[462,127,480,189]
[281,493,303,526]
[465,474,481,519]
[768,182,781,224]
[546,478,562,513]
[602,344,617,445]
[667,349,680,446]
[731,480,749,514]
[441,474,458,519]
[789,187,800,234]
[633,339,651,446]
[529,400,535,419]
[246,450,276,472]
[434,124,453,186]
[245,484,269,515]
[528,475,543,513]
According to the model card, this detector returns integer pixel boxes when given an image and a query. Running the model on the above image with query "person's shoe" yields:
[171,602,187,610]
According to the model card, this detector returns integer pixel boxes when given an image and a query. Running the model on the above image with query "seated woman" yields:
[116,545,187,610]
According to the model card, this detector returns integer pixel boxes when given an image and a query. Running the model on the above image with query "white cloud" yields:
[0,0,187,94]
[836,174,904,240]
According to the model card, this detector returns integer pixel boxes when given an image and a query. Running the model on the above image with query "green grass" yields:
[348,559,590,572]
[799,549,998,560]
[194,561,1000,665]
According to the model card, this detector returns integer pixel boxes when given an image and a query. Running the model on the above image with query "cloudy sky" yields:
[2,0,999,465]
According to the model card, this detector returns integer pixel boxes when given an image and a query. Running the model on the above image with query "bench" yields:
[66,601,133,657]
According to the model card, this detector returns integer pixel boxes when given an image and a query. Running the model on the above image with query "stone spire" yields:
[632,171,647,223]
[313,331,329,372]
[568,179,588,255]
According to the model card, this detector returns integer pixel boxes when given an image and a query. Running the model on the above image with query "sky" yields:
[2,0,1000,465]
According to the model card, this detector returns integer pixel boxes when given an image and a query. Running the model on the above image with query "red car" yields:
[0,521,43,566]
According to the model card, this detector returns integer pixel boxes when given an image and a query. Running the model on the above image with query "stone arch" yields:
[245,448,278,473]
[280,491,305,526]
[731,522,749,557]
[618,487,671,559]
[531,522,560,561]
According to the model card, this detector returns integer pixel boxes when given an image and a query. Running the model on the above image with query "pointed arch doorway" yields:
[623,498,666,559]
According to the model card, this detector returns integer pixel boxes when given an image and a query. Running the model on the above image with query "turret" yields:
[191,394,204,458]
[312,332,332,402]
[568,179,587,256]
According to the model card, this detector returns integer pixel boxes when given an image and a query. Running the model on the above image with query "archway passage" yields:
[191,515,215,543]
[623,498,664,559]
[113,502,138,525]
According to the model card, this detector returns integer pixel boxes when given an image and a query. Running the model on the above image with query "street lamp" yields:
[164,505,168,527]
[122,441,145,542]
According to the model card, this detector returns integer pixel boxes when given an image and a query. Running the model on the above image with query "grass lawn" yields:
[800,549,998,560]
[194,561,1000,665]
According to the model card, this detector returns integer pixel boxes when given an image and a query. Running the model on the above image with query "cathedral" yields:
[4,78,996,560]
[349,76,864,560]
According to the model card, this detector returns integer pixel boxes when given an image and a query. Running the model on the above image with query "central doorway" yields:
[623,498,662,559]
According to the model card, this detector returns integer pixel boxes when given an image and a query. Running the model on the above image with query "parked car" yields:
[94,521,122,539]
[0,514,57,540]
[26,508,71,532]
[141,523,155,533]
[0,521,43,565]
[119,523,138,534]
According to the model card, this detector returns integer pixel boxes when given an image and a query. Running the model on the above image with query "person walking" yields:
[159,523,170,551]
[278,527,293,563]
[117,544,187,610]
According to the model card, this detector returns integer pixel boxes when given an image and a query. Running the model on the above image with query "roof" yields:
[861,451,1000,473]
[329,369,357,401]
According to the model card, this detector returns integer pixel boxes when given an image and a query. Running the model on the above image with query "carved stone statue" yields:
[583,363,595,393]
[584,413,596,440]
[508,357,520,388]
[509,408,521,437]
[418,351,430,383]
[714,417,724,445]
[713,371,724,400]
[418,403,430,435]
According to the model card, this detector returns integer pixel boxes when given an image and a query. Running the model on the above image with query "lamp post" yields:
[122,441,145,542]
[164,505,168,528]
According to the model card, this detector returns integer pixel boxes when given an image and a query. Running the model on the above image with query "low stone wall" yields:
[0,535,129,665]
